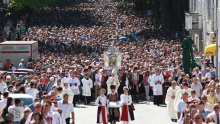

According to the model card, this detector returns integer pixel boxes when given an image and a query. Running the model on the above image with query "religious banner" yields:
[103,43,122,70]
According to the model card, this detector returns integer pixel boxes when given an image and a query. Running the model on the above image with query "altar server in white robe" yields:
[165,80,180,122]
[150,68,164,106]
[107,69,120,94]
[69,70,81,107]
[82,73,93,105]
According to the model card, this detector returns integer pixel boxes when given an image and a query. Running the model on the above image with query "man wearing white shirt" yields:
[8,99,24,123]
[177,91,188,123]
[174,82,192,111]
[69,71,80,107]
[150,68,164,106]
[18,59,25,69]
[208,104,220,124]
[191,78,203,98]
[58,93,75,124]
[25,82,39,99]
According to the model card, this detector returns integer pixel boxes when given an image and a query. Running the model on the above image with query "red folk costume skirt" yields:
[121,105,129,121]
[97,106,107,124]
[101,106,107,124]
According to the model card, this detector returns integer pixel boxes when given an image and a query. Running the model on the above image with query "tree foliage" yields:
[123,0,188,32]
[8,0,60,10]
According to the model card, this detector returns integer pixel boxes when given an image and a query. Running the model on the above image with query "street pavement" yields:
[74,101,177,124]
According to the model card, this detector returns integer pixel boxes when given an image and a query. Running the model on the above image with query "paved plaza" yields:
[74,102,175,124]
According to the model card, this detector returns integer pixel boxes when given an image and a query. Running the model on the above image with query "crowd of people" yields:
[0,0,218,124]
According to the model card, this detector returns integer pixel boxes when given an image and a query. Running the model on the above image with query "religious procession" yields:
[0,0,219,124]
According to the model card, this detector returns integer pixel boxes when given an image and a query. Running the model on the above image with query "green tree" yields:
[8,0,60,10]
[123,0,188,32]
[159,0,188,32]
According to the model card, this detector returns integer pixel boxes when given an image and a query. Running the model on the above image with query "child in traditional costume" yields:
[108,84,120,124]
[96,88,108,124]
[120,86,134,124]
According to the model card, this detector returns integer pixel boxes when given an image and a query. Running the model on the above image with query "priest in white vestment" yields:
[107,69,119,94]
[165,81,180,121]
